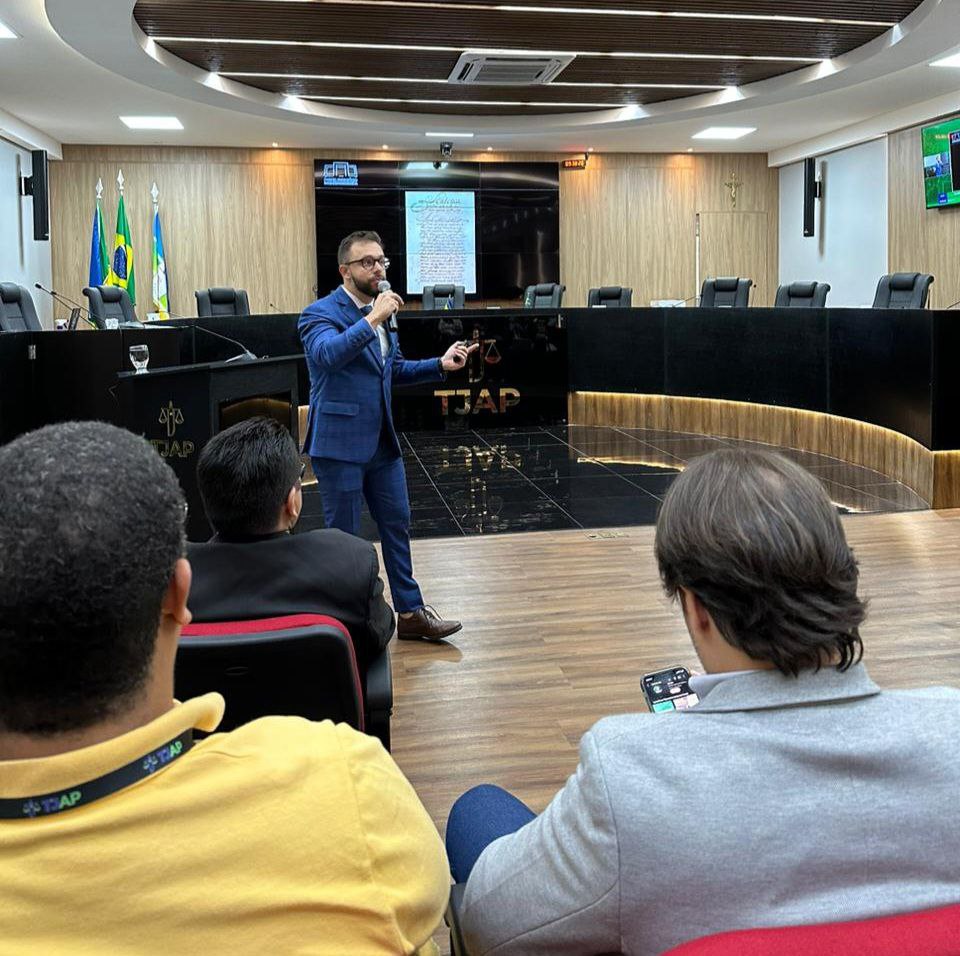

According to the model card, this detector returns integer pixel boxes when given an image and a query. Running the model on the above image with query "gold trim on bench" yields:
[568,392,960,509]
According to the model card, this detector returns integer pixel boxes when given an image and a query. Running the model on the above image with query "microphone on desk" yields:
[33,283,99,329]
[193,324,258,362]
[268,302,282,313]
[667,294,701,307]
[942,298,960,310]
[377,280,399,332]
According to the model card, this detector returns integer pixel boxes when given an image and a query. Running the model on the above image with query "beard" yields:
[353,273,382,298]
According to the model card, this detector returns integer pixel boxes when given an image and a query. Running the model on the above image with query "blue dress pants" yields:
[312,434,424,613]
[445,784,537,883]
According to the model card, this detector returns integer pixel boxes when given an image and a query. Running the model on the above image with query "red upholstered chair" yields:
[176,614,392,750]
[662,902,960,955]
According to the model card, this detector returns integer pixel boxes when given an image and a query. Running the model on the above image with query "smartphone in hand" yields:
[641,666,699,713]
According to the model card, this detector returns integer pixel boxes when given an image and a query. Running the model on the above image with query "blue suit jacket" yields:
[299,286,445,463]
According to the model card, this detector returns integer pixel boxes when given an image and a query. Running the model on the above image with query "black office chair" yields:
[775,281,831,308]
[82,285,139,328]
[195,287,251,317]
[699,277,753,308]
[0,283,42,332]
[587,286,633,308]
[872,273,934,309]
[176,614,393,750]
[523,283,565,308]
[423,284,465,310]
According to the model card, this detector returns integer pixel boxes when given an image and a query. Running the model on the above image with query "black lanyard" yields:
[0,730,194,820]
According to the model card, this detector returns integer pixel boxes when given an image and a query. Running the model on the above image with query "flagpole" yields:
[151,180,169,321]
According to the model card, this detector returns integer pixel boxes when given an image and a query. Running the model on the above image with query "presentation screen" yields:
[314,160,559,299]
[405,191,477,294]
[921,116,960,208]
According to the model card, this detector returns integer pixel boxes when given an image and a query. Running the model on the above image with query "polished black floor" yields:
[299,425,930,541]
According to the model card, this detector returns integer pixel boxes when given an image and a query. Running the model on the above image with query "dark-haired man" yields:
[300,230,477,642]
[448,448,960,956]
[0,422,450,954]
[187,416,394,673]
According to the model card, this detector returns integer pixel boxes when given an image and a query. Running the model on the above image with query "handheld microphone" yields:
[377,280,399,332]
[193,324,258,363]
[34,283,98,329]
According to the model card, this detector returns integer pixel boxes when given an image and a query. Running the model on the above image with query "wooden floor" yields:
[389,509,960,834]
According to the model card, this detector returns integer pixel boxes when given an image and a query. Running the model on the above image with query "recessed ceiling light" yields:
[120,116,184,130]
[0,19,18,39]
[692,126,756,140]
[587,147,595,152]
[487,146,494,151]
[381,143,390,149]
[931,53,960,68]
[271,141,279,147]
[425,131,475,138]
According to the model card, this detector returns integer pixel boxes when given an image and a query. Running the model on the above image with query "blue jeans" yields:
[445,785,536,883]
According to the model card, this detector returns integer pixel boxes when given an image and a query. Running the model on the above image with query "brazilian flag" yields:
[88,200,109,287]
[107,193,136,306]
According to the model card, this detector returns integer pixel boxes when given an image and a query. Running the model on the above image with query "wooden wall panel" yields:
[50,146,778,319]
[559,154,697,307]
[698,211,769,305]
[889,124,960,310]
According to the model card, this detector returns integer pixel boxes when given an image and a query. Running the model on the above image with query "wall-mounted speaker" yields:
[803,156,821,238]
[20,149,50,242]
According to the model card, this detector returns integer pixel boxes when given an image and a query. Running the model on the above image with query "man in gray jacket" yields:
[448,448,960,955]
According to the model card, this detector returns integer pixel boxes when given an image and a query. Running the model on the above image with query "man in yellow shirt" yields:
[0,421,450,955]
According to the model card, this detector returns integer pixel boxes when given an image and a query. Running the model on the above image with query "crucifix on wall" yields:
[724,171,744,208]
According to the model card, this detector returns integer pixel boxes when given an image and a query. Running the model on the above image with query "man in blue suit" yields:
[300,231,476,642]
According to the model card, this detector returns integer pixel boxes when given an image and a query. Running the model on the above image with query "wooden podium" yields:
[117,356,301,539]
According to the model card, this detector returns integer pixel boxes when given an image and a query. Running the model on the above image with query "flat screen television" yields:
[314,160,560,300]
[921,116,960,208]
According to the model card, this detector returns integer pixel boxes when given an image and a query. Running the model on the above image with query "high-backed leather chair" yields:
[195,287,251,317]
[0,283,42,332]
[423,284,465,310]
[523,283,565,308]
[587,286,633,308]
[774,281,831,308]
[872,273,934,309]
[82,285,139,328]
[699,277,753,308]
[178,614,393,750]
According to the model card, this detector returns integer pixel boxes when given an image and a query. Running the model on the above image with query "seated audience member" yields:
[187,416,394,672]
[0,422,449,954]
[448,449,960,956]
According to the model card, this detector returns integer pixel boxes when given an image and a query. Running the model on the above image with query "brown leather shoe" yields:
[397,605,463,643]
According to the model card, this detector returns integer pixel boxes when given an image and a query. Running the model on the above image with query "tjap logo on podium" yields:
[151,400,195,459]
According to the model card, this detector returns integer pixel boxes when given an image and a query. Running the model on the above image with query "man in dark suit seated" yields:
[187,417,394,672]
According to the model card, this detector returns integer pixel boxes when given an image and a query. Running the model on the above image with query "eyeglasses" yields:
[298,462,306,483]
[345,256,390,271]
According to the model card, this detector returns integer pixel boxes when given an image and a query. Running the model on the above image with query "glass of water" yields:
[129,344,150,374]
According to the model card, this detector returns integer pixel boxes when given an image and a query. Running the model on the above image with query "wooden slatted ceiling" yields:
[134,0,924,116]
[162,44,793,87]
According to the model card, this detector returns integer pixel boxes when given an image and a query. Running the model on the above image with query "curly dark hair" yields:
[0,422,186,734]
[655,448,866,676]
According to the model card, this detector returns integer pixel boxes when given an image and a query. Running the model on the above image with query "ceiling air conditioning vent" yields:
[448,53,575,86]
